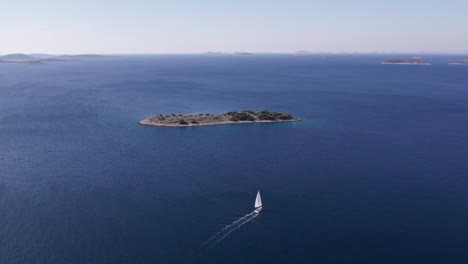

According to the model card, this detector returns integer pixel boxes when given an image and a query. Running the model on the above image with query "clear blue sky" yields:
[1,0,467,54]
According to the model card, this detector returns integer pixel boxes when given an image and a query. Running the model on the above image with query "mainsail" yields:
[254,191,262,208]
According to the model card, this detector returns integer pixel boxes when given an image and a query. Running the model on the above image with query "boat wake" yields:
[196,191,263,255]
[213,210,259,244]
[196,210,259,254]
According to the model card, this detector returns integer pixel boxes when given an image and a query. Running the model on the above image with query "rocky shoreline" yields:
[138,110,301,128]
[139,118,300,127]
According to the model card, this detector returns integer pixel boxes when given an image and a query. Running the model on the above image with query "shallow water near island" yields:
[1,55,468,263]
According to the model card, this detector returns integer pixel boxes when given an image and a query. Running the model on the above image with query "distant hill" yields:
[204,51,224,55]
[29,53,56,59]
[0,53,37,61]
[202,51,256,56]
[233,52,254,55]
[0,53,106,64]
[54,54,106,60]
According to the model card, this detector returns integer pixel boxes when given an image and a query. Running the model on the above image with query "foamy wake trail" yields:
[198,210,259,252]
[212,211,259,245]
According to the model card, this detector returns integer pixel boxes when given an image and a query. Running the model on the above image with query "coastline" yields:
[138,118,301,127]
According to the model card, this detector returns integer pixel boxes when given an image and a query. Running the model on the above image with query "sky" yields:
[1,0,467,54]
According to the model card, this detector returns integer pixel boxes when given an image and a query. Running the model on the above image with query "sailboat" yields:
[254,190,263,213]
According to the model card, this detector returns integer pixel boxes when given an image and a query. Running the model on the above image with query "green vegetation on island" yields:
[227,110,293,121]
[139,110,299,127]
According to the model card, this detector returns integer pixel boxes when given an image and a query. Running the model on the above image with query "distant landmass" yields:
[0,53,106,64]
[28,53,57,59]
[0,53,37,61]
[54,54,106,60]
[203,52,255,56]
[295,51,332,55]
[233,52,254,56]
[449,60,468,65]
[382,59,432,65]
[139,110,300,127]
[204,51,224,55]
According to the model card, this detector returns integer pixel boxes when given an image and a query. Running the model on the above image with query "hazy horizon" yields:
[2,0,467,54]
[2,51,468,56]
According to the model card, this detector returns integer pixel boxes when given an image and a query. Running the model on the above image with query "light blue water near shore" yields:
[1,55,468,263]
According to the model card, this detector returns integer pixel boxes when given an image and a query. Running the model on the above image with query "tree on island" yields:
[229,112,255,121]
[256,110,293,120]
[178,119,188,125]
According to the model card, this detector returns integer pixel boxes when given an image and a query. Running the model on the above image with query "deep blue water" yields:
[1,55,468,264]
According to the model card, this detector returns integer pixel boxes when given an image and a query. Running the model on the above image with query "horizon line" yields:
[2,51,468,56]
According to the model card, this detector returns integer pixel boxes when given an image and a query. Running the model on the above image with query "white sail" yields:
[254,191,262,208]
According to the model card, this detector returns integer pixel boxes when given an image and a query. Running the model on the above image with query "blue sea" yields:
[1,55,468,264]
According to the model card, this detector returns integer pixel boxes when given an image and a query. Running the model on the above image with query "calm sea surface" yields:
[1,55,468,264]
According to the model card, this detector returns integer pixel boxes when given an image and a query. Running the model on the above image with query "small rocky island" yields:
[449,60,468,65]
[382,59,432,65]
[139,110,300,127]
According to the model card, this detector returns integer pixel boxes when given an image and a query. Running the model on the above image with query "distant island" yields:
[449,60,468,65]
[382,59,432,65]
[0,53,106,64]
[204,51,224,55]
[233,52,254,56]
[294,51,331,55]
[139,110,300,127]
[202,51,255,56]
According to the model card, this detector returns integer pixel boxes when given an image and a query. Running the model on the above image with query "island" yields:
[139,110,300,127]
[382,59,432,65]
[449,60,468,65]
